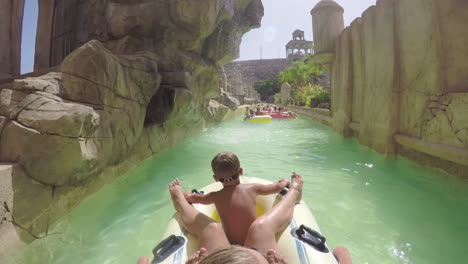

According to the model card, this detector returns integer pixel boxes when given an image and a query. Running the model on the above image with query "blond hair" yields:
[211,152,240,179]
[199,245,257,264]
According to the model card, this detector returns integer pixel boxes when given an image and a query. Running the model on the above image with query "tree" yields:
[279,54,323,88]
[254,78,281,102]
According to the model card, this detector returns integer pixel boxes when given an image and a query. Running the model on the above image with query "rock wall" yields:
[314,0,468,177]
[222,58,290,103]
[0,0,263,254]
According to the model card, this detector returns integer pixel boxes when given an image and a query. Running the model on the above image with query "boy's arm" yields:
[184,192,215,205]
[253,180,289,195]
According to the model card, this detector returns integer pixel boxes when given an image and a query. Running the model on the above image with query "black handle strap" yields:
[191,189,204,195]
[151,235,185,264]
[291,224,329,253]
[298,224,326,245]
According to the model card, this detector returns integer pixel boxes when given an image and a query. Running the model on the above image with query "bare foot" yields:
[266,249,288,264]
[185,248,208,264]
[183,190,193,201]
[169,179,187,212]
[333,246,352,264]
[137,257,150,264]
[289,173,303,203]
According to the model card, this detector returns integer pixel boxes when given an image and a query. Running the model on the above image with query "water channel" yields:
[5,117,468,264]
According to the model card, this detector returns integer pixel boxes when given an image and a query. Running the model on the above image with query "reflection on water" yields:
[4,118,468,264]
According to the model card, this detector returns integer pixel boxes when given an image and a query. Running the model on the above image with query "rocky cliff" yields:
[0,0,263,254]
[221,59,290,104]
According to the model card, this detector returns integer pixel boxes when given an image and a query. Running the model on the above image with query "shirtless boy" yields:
[183,152,290,245]
[138,172,353,264]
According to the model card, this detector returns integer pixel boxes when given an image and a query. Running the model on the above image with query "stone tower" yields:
[285,29,313,61]
[0,0,25,80]
[310,0,344,60]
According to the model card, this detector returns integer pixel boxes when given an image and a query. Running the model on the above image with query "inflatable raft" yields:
[244,115,273,123]
[151,177,338,264]
[268,112,295,119]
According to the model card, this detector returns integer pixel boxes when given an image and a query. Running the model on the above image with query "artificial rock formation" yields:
[311,0,468,177]
[0,0,263,253]
[222,59,290,104]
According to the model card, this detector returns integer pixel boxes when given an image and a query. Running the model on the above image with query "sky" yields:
[238,0,376,61]
[20,0,376,74]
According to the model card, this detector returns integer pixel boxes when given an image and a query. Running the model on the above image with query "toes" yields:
[137,257,150,264]
[199,248,208,258]
[266,249,286,264]
[266,250,276,263]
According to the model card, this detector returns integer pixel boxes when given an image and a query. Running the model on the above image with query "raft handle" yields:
[151,235,186,264]
[292,225,329,253]
[191,189,204,195]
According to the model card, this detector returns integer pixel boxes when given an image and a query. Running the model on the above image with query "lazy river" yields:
[4,117,468,264]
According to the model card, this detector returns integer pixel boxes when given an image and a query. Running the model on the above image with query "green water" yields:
[5,118,468,264]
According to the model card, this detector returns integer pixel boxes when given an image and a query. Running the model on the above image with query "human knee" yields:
[248,218,270,236]
[205,222,224,235]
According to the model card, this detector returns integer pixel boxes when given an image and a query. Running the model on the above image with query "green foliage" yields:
[279,54,323,88]
[277,54,330,108]
[292,84,330,107]
[254,78,281,102]
[314,90,330,105]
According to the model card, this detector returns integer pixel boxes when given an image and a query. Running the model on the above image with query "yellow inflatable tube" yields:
[245,115,272,123]
[154,177,338,264]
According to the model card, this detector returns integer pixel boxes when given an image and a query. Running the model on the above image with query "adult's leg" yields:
[333,246,352,264]
[169,179,230,254]
[244,174,303,253]
[137,257,150,264]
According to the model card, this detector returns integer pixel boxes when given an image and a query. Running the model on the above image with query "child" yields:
[184,152,290,245]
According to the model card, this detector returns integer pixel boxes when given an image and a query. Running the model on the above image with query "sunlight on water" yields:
[4,118,468,264]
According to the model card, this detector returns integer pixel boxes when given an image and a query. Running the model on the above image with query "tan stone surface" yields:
[223,59,289,104]
[281,82,292,105]
[421,94,468,148]
[34,0,54,71]
[0,221,27,258]
[16,96,98,138]
[0,0,268,250]
[331,27,352,136]
[349,18,365,123]
[396,0,443,138]
[0,164,52,244]
[60,41,160,107]
[0,0,24,78]
[0,121,96,185]
[311,0,344,55]
[314,0,468,175]
[395,134,468,168]
[0,116,5,132]
[358,0,398,153]
[288,106,332,127]
[203,0,264,65]
[437,0,468,93]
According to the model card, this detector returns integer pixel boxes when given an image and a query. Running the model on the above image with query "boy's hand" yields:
[278,179,290,189]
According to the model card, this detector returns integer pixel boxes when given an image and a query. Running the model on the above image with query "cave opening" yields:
[144,86,175,126]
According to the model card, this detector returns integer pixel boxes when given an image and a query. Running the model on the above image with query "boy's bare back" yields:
[185,152,289,245]
[187,180,288,245]
[212,183,258,245]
